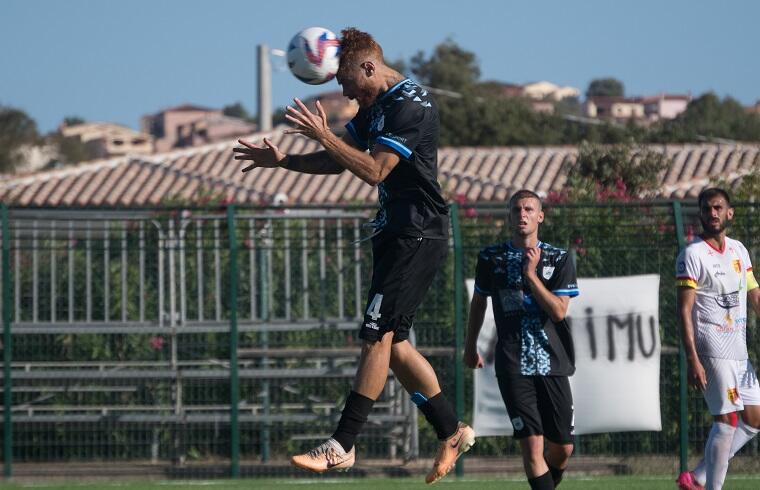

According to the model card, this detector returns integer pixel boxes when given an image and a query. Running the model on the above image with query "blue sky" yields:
[1,0,758,133]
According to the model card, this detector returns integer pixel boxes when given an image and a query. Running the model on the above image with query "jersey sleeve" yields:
[740,244,759,291]
[675,247,699,289]
[344,109,370,151]
[474,252,493,297]
[548,252,579,297]
[374,100,426,160]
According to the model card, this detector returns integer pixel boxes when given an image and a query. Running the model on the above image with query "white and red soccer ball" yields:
[287,27,341,85]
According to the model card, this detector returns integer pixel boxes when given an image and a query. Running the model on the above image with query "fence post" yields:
[450,203,466,477]
[672,200,688,473]
[227,205,240,478]
[260,227,271,463]
[2,204,11,479]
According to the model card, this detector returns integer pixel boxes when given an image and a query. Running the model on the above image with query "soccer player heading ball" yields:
[234,27,474,484]
[464,190,579,490]
[676,188,760,490]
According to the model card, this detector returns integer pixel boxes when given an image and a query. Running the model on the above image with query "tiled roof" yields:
[0,126,758,206]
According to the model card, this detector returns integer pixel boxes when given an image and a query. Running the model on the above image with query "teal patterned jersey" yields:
[474,241,579,376]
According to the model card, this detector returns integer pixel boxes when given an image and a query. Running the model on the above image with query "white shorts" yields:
[702,357,760,415]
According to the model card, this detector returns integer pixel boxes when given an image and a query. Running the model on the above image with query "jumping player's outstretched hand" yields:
[233,138,286,172]
[687,358,707,391]
[463,347,484,369]
[284,98,331,143]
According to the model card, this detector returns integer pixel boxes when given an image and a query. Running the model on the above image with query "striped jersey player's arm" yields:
[748,268,759,291]
[676,276,697,288]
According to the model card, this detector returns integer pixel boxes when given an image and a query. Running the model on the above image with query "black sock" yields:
[548,465,565,487]
[528,471,555,490]
[331,391,374,452]
[416,392,459,440]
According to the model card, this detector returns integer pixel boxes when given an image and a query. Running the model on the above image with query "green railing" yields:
[1,201,759,480]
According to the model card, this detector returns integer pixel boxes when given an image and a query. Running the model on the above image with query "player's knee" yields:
[558,443,573,457]
[546,442,572,464]
[527,454,544,469]
[557,444,573,462]
[521,447,543,466]
[520,436,544,458]
[389,340,410,360]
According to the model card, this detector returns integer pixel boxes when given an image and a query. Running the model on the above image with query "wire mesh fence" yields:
[2,201,760,479]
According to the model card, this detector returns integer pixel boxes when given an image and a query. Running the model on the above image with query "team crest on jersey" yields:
[511,416,524,431]
[370,114,385,133]
[542,266,555,280]
[727,387,740,404]
[733,259,742,274]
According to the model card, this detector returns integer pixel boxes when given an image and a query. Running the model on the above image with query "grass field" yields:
[4,476,760,490]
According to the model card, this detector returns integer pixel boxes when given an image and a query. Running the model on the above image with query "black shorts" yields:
[497,374,574,444]
[359,234,448,343]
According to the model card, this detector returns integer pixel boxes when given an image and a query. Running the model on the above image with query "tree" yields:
[586,78,625,97]
[409,38,480,91]
[714,152,760,202]
[0,105,39,172]
[385,57,407,76]
[402,41,645,146]
[554,96,581,117]
[48,132,90,165]
[652,93,760,143]
[63,116,85,127]
[560,141,668,202]
[222,102,256,123]
[406,40,556,146]
[375,40,760,146]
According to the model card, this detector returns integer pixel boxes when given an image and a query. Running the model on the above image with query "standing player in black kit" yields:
[233,27,474,484]
[464,190,579,490]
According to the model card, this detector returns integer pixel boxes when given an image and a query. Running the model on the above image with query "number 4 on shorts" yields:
[366,293,383,321]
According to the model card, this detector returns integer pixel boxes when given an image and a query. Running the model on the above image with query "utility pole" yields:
[257,44,272,132]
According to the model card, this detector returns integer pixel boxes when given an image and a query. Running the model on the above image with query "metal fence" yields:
[1,201,760,480]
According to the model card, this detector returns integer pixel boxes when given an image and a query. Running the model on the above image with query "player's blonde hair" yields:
[338,28,384,78]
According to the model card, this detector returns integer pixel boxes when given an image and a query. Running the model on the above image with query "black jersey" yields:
[474,241,579,376]
[345,79,449,239]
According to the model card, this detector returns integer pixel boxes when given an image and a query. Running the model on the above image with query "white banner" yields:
[468,274,661,436]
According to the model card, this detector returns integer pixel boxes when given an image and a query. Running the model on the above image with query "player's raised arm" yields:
[285,98,399,185]
[233,132,358,175]
[522,248,571,323]
[233,137,286,171]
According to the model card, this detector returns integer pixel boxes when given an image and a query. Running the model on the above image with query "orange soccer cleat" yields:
[425,422,476,484]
